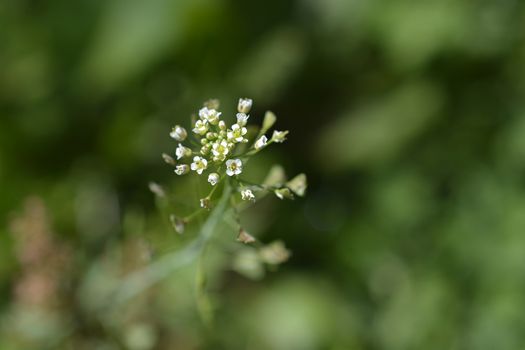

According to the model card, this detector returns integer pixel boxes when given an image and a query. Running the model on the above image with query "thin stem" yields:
[182,209,205,222]
[237,178,280,191]
[109,181,232,309]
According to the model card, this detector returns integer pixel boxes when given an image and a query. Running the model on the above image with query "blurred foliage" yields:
[2,0,525,349]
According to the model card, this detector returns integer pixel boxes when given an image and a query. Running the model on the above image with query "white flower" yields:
[236,113,249,127]
[208,173,220,186]
[170,125,187,141]
[199,107,221,125]
[254,135,267,150]
[175,143,192,160]
[174,164,189,175]
[271,130,289,143]
[193,120,209,135]
[241,189,255,201]
[190,156,208,174]
[237,98,253,113]
[225,158,243,176]
[227,124,247,143]
[211,140,229,161]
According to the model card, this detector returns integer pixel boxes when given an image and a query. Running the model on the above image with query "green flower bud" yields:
[261,111,276,134]
[286,173,307,197]
[274,187,294,200]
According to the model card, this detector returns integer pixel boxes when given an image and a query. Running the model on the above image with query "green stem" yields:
[110,182,232,309]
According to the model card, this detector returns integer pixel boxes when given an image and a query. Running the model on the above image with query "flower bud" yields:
[271,130,289,143]
[274,187,293,200]
[200,145,211,155]
[237,229,256,244]
[169,214,185,234]
[254,135,268,150]
[162,153,176,165]
[208,173,220,186]
[286,173,307,197]
[261,111,276,134]
[236,113,249,127]
[175,143,192,160]
[170,125,187,141]
[200,198,212,210]
[259,241,291,264]
[218,120,226,130]
[204,99,220,110]
[193,120,208,135]
[237,98,253,113]
[174,164,189,175]
[148,182,166,197]
[200,138,209,145]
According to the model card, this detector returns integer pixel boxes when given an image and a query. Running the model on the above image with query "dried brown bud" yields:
[237,229,256,244]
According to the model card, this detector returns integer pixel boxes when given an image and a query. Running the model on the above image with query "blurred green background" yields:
[2,0,525,349]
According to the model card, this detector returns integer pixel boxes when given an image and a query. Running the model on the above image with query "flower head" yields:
[193,120,209,135]
[238,98,253,113]
[208,173,220,186]
[170,125,187,141]
[174,164,189,175]
[227,124,247,143]
[254,135,268,150]
[241,189,255,201]
[190,156,208,175]
[226,159,243,176]
[176,143,192,160]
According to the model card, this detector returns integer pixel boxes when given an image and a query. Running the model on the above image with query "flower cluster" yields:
[149,96,307,284]
[165,98,302,209]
